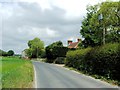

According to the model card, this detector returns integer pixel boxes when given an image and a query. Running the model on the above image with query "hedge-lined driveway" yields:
[33,61,118,88]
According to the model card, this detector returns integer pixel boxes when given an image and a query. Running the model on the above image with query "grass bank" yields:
[64,66,120,86]
[1,57,34,88]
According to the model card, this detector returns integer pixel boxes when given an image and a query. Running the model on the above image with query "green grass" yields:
[1,57,34,88]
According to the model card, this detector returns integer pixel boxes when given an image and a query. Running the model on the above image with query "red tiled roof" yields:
[68,42,79,48]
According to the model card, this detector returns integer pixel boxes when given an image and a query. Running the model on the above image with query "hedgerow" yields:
[65,43,120,81]
[84,43,120,80]
[65,48,91,69]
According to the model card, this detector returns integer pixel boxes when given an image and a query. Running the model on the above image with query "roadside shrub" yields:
[46,46,68,63]
[45,41,63,61]
[65,43,120,81]
[84,43,120,80]
[54,57,65,64]
[40,51,46,58]
[65,48,91,70]
[46,46,68,60]
[53,47,68,57]
[0,49,8,56]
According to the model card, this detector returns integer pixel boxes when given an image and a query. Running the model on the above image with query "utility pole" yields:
[98,14,105,45]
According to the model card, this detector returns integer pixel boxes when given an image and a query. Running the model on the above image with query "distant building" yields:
[68,39,81,49]
[21,50,28,59]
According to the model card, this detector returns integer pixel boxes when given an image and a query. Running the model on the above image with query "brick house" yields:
[68,39,81,49]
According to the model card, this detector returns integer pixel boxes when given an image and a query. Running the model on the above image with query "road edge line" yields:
[33,65,37,88]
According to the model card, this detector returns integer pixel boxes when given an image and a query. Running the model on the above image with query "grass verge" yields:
[64,66,120,86]
[1,57,34,88]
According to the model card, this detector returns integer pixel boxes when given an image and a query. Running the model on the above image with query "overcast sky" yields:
[0,0,118,54]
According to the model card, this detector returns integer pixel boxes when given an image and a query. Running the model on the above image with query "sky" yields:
[0,0,118,54]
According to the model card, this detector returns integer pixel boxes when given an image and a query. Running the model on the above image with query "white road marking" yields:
[33,65,37,88]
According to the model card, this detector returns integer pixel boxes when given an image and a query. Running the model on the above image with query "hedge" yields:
[54,57,65,64]
[65,48,91,69]
[65,43,120,80]
[46,46,68,63]
[84,43,120,80]
[0,50,8,56]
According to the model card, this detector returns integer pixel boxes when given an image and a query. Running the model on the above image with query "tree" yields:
[99,1,120,43]
[80,4,101,47]
[26,37,44,58]
[45,41,68,63]
[80,1,120,47]
[0,49,8,56]
[7,50,14,56]
[45,41,63,59]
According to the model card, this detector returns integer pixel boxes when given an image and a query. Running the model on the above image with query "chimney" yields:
[68,40,72,45]
[77,38,81,42]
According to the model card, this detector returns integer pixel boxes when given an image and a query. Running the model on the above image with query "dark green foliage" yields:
[0,50,15,56]
[0,50,8,56]
[45,41,68,63]
[65,43,120,80]
[0,49,2,56]
[53,47,68,57]
[84,43,120,80]
[40,51,46,58]
[54,57,65,64]
[65,48,91,69]
[7,50,14,56]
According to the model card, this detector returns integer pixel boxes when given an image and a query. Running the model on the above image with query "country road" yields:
[33,61,118,88]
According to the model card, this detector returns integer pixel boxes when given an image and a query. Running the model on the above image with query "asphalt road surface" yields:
[33,61,118,88]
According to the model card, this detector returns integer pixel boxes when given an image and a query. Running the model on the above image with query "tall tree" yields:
[80,4,101,47]
[80,1,120,47]
[26,37,44,58]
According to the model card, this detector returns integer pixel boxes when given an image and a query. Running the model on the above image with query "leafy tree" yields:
[0,49,8,56]
[45,41,68,63]
[45,41,63,59]
[24,49,31,58]
[7,50,14,56]
[80,1,120,47]
[26,37,44,58]
[0,49,3,56]
[93,1,120,43]
[80,4,101,47]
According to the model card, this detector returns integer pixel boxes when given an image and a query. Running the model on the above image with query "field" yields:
[0,57,34,88]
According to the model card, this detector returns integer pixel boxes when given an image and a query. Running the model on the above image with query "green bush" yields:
[0,50,8,56]
[7,50,14,56]
[45,41,68,63]
[84,43,120,80]
[65,43,120,81]
[46,46,68,63]
[40,51,46,58]
[54,57,65,64]
[65,48,91,69]
[0,49,15,56]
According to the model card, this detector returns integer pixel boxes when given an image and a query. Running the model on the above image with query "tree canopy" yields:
[45,41,68,62]
[80,1,120,47]
[7,50,14,56]
[0,49,14,56]
[25,37,44,58]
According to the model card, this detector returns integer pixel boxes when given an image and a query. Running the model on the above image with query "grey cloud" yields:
[1,2,83,54]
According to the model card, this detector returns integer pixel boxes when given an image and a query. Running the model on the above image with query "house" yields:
[68,39,81,49]
[21,50,28,59]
